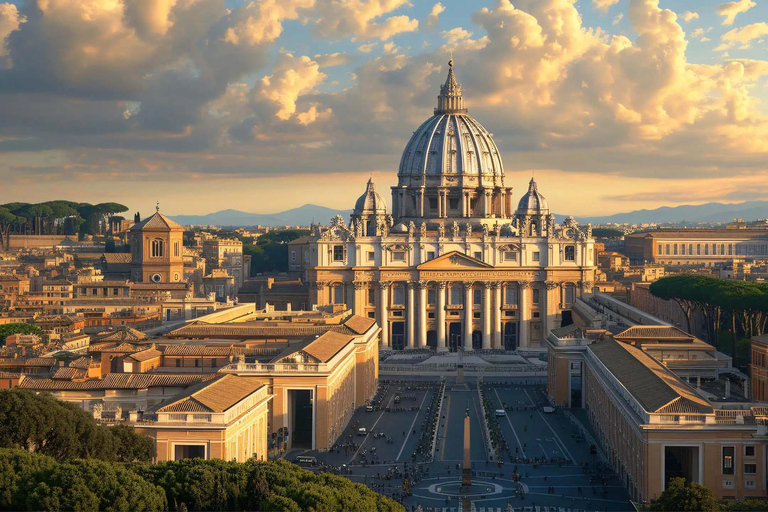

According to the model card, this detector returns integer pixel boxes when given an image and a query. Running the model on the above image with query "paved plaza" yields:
[285,377,635,512]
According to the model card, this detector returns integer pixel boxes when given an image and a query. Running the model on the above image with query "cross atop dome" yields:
[435,59,467,115]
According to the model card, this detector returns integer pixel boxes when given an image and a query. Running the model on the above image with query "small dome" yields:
[517,178,549,214]
[354,178,388,216]
[391,222,408,233]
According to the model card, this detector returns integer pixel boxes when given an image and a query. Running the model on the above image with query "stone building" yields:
[129,206,184,286]
[306,61,596,352]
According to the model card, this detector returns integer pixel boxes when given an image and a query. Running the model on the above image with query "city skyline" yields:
[1,0,767,216]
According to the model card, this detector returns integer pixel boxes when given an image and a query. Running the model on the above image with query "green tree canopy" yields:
[649,477,718,511]
[0,324,43,345]
[0,389,154,463]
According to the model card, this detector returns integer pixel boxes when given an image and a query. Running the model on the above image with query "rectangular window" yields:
[473,288,482,306]
[564,246,575,261]
[92,288,97,296]
[503,251,517,262]
[367,288,375,305]
[565,285,575,304]
[211,359,216,367]
[333,245,344,262]
[174,242,180,257]
[680,244,686,255]
[192,414,212,422]
[532,251,540,262]
[449,198,459,210]
[175,359,181,367]
[450,286,461,305]
[392,251,406,262]
[745,445,755,457]
[429,198,438,210]
[474,251,482,261]
[333,286,343,304]
[744,463,757,475]
[697,244,701,255]
[392,285,405,305]
[673,244,678,255]
[688,244,693,255]
[704,244,709,255]
[367,251,375,262]
[532,288,540,305]
[113,288,119,296]
[169,414,187,422]
[427,289,436,305]
[427,251,435,260]
[723,446,735,475]
[505,286,517,305]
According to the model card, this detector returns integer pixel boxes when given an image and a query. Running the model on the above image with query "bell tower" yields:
[129,204,184,284]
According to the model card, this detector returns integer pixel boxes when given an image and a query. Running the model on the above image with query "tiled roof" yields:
[167,323,351,339]
[614,325,693,342]
[24,357,56,367]
[162,345,237,356]
[96,343,142,354]
[126,348,162,362]
[69,357,96,369]
[0,371,21,379]
[91,327,147,342]
[19,373,214,391]
[154,375,264,414]
[129,212,182,231]
[344,315,376,335]
[52,367,87,380]
[302,331,354,363]
[589,339,713,415]
[101,253,132,264]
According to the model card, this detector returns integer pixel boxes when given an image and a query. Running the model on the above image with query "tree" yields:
[0,389,154,462]
[95,202,129,234]
[0,324,43,345]
[0,208,17,250]
[649,477,718,511]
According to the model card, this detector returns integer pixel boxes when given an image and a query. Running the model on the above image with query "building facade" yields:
[129,207,184,285]
[624,229,768,266]
[306,61,596,351]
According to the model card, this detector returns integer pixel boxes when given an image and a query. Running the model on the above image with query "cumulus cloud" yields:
[613,13,623,25]
[0,3,24,66]
[717,0,756,26]
[592,0,619,14]
[314,52,353,68]
[358,42,377,53]
[425,3,444,30]
[681,11,698,22]
[717,22,768,50]
[313,0,418,41]
[223,0,315,46]
[256,52,326,121]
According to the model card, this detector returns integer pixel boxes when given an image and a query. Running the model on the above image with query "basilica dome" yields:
[516,178,549,214]
[397,60,504,188]
[353,178,388,216]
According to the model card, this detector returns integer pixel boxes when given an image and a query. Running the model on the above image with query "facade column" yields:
[519,281,531,349]
[543,281,558,337]
[419,189,425,217]
[351,281,364,316]
[482,281,491,349]
[418,281,428,348]
[485,191,492,218]
[500,190,506,217]
[378,281,390,348]
[492,282,502,349]
[436,281,447,351]
[406,282,416,349]
[464,282,473,351]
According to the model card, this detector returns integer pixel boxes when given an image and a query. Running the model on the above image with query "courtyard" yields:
[285,377,635,511]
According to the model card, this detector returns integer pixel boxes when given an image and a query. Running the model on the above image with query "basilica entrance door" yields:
[503,322,518,351]
[391,322,405,350]
[448,322,462,352]
[426,330,437,348]
[472,331,482,350]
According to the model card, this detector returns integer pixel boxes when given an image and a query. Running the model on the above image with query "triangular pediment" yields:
[417,251,493,270]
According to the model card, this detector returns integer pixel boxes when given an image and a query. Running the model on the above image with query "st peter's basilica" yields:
[306,61,596,352]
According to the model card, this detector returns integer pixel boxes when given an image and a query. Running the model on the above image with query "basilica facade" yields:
[306,61,596,352]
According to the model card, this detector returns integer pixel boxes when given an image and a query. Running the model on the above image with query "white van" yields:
[358,427,368,436]
[495,409,506,417]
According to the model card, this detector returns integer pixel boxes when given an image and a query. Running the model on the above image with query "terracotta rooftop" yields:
[52,367,87,380]
[167,323,353,339]
[126,348,162,362]
[302,331,355,363]
[154,375,265,414]
[162,345,238,356]
[344,315,376,335]
[101,253,132,264]
[19,373,214,391]
[614,325,695,344]
[91,327,147,342]
[24,357,56,367]
[589,339,713,415]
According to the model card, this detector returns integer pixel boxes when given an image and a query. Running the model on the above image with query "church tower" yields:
[129,204,184,284]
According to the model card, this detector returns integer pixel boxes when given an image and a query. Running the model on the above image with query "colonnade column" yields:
[436,281,447,351]
[406,282,416,349]
[519,281,530,349]
[492,282,502,348]
[418,189,425,217]
[352,281,365,316]
[378,281,390,348]
[418,281,428,348]
[463,282,473,351]
[482,281,491,349]
[543,281,557,338]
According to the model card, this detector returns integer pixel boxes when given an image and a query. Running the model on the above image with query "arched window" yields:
[151,239,164,258]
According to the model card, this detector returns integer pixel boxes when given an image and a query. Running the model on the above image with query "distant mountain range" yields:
[169,201,768,227]
[574,201,768,225]
[169,204,352,227]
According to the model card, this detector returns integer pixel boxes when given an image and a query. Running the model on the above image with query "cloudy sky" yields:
[0,0,767,218]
